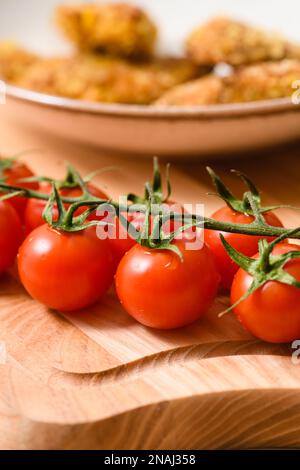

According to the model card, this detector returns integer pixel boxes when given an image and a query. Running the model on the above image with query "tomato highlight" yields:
[115,239,219,329]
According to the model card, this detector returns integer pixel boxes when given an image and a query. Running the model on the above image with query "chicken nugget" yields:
[155,60,300,105]
[155,75,222,106]
[15,54,201,105]
[0,41,38,82]
[186,17,300,66]
[55,2,157,58]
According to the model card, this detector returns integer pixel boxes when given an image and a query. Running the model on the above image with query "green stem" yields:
[63,200,100,227]
[1,182,300,239]
[201,219,297,238]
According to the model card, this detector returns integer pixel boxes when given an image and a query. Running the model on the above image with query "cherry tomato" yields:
[205,206,283,290]
[1,159,38,218]
[109,201,193,265]
[0,201,23,274]
[24,182,108,235]
[18,224,114,311]
[108,210,144,265]
[231,243,300,343]
[115,238,219,329]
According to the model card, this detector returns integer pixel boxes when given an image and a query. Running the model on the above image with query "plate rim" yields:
[5,83,300,120]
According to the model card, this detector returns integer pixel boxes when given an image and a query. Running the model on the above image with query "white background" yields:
[0,0,300,55]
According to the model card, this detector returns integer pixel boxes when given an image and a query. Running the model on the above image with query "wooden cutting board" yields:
[0,121,300,450]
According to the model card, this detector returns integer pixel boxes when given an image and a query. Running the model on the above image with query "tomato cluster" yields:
[1,156,300,343]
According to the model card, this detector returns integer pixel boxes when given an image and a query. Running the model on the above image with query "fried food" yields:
[0,42,38,81]
[186,17,300,66]
[155,60,300,105]
[56,3,157,58]
[15,54,201,104]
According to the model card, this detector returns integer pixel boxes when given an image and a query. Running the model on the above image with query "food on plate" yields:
[0,201,23,274]
[1,7,300,107]
[55,2,157,58]
[0,156,39,219]
[230,243,300,343]
[0,42,38,82]
[155,60,300,105]
[18,223,114,312]
[15,54,200,104]
[155,75,222,106]
[115,239,219,329]
[186,17,300,66]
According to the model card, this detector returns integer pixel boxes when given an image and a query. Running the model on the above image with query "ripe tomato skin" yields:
[108,211,143,265]
[2,160,39,219]
[18,224,114,311]
[115,239,219,329]
[205,206,283,291]
[24,182,108,235]
[231,243,300,343]
[0,201,23,274]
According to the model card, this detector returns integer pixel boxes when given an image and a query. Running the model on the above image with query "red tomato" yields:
[108,210,144,265]
[24,182,108,235]
[108,201,193,265]
[0,201,23,273]
[115,239,219,329]
[205,206,283,290]
[231,243,300,343]
[1,159,39,218]
[18,224,114,311]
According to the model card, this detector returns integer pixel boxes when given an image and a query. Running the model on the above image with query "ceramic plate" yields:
[1,0,300,157]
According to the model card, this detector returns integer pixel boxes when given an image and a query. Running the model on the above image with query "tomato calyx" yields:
[207,167,292,216]
[43,183,109,232]
[20,163,98,195]
[219,227,300,316]
[128,183,196,260]
[117,157,184,257]
[139,206,184,259]
[127,157,171,205]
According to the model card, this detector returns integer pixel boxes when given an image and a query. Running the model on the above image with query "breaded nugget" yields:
[186,17,300,66]
[0,42,38,81]
[156,60,300,105]
[56,3,157,58]
[15,54,201,104]
[155,75,222,106]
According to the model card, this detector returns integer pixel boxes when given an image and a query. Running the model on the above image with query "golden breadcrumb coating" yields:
[155,60,300,105]
[0,42,38,81]
[15,54,201,104]
[186,17,300,66]
[56,3,157,58]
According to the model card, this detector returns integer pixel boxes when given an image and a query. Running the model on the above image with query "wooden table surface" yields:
[1,120,300,450]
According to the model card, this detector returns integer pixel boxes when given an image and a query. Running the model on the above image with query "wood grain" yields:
[0,120,300,449]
